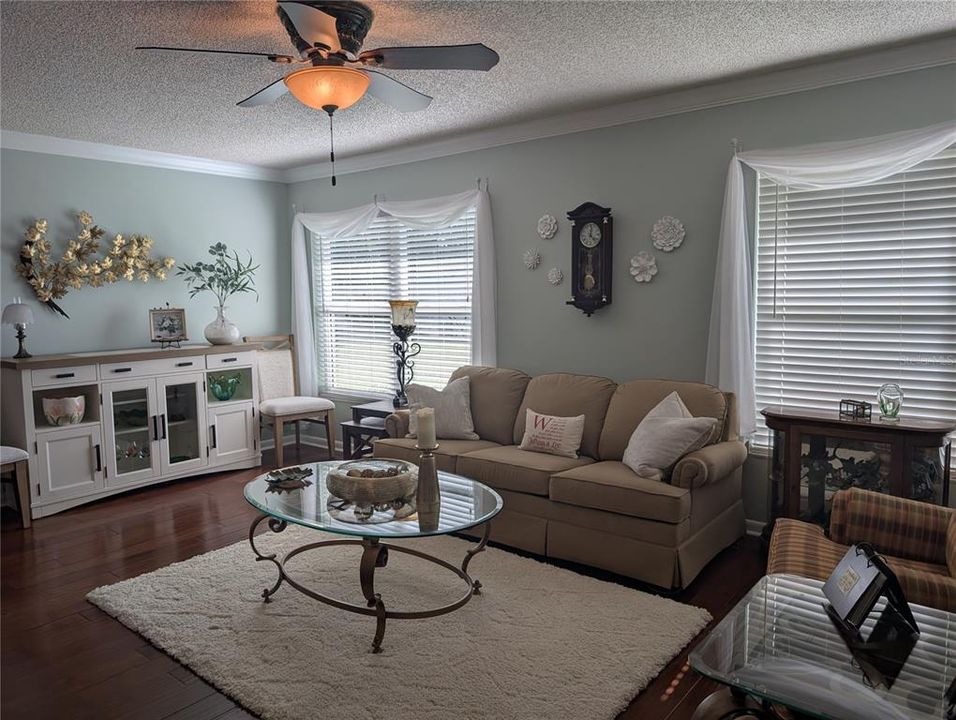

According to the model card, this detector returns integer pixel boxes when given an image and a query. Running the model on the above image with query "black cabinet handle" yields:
[175,361,193,367]
[161,414,167,440]
[151,415,159,442]
[210,425,217,449]
[94,444,102,472]
[54,372,75,379]
[113,367,132,373]
[220,357,238,363]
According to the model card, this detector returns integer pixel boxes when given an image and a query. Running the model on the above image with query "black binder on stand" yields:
[822,543,920,688]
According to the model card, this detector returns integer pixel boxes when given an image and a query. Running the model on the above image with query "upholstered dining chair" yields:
[1,445,31,528]
[244,335,336,468]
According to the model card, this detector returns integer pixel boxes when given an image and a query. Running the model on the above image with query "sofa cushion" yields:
[406,377,479,440]
[373,437,500,474]
[450,366,531,445]
[456,445,593,496]
[599,380,728,461]
[550,461,691,524]
[512,373,617,459]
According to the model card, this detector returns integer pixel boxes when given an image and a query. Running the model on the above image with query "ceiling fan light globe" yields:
[284,66,370,111]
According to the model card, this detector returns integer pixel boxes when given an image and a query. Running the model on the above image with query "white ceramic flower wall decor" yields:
[547,267,564,286]
[537,214,558,240]
[651,216,685,252]
[523,249,541,270]
[630,252,658,283]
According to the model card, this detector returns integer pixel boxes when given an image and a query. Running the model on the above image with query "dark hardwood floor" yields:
[1,445,765,720]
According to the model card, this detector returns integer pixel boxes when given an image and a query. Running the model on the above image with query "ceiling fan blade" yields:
[364,70,432,112]
[277,2,341,53]
[237,77,290,107]
[135,46,297,63]
[359,44,499,71]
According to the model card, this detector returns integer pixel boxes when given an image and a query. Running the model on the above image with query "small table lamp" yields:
[2,298,35,358]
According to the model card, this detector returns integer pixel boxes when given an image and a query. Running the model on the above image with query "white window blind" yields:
[754,146,956,446]
[311,209,475,396]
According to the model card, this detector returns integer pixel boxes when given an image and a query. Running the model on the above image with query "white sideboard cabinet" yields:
[1,344,262,518]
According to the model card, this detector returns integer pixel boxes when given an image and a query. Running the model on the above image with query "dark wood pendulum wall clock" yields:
[566,202,613,316]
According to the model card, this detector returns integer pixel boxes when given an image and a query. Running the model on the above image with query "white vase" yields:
[204,305,241,345]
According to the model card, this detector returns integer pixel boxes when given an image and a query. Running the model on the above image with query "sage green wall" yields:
[289,65,956,521]
[0,149,289,356]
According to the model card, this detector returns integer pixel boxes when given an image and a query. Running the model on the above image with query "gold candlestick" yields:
[415,443,441,532]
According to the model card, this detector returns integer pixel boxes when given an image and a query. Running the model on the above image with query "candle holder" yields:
[415,443,441,532]
[391,324,421,408]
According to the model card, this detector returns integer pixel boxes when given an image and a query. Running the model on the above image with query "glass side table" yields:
[689,574,955,720]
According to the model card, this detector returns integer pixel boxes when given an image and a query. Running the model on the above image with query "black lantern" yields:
[389,300,420,407]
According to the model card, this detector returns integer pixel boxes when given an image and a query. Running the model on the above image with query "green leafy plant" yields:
[177,242,259,306]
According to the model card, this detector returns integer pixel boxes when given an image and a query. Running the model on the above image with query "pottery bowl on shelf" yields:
[209,374,241,401]
[326,459,417,505]
[42,396,86,427]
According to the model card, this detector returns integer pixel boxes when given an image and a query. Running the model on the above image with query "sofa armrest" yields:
[384,410,410,438]
[829,487,951,565]
[671,440,747,489]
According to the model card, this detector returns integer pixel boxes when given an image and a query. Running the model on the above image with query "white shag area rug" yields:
[88,526,710,720]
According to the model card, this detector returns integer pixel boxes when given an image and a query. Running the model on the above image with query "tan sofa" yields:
[373,366,747,589]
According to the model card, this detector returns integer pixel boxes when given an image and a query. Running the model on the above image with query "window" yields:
[753,146,956,446]
[311,209,476,396]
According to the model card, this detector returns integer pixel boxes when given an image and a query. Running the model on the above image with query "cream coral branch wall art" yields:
[15,212,175,318]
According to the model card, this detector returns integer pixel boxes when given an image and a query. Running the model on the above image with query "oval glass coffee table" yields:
[244,461,503,653]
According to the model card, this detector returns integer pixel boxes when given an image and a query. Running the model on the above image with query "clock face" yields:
[579,222,602,248]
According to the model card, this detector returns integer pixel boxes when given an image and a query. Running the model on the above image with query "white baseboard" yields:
[745,519,766,537]
[259,430,344,456]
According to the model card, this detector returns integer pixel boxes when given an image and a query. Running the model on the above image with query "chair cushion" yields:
[0,446,29,465]
[456,445,593,496]
[255,349,295,401]
[450,366,531,445]
[373,438,500,474]
[599,380,728,461]
[550,461,691,524]
[512,373,617,459]
[259,396,334,416]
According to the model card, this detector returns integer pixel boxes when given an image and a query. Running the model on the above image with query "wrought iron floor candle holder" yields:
[391,324,421,407]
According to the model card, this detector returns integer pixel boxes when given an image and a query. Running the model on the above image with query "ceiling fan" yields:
[137,0,499,183]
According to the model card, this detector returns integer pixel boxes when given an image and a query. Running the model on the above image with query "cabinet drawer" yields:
[31,365,97,388]
[100,356,204,378]
[207,351,255,369]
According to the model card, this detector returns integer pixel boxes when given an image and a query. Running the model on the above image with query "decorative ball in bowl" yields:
[209,374,241,401]
[42,396,86,427]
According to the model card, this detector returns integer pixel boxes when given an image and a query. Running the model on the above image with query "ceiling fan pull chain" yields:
[324,105,337,187]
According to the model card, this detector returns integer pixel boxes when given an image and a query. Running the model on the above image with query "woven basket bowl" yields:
[326,459,418,505]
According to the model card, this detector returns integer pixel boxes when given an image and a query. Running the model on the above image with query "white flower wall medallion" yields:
[630,252,658,283]
[651,216,685,252]
[537,214,558,240]
[523,249,541,270]
[547,267,564,286]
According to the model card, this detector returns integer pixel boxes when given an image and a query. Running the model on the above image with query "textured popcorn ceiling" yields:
[2,1,954,170]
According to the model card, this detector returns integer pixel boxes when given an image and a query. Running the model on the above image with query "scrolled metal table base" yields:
[248,516,492,653]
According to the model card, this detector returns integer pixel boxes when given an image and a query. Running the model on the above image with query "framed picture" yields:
[149,306,187,343]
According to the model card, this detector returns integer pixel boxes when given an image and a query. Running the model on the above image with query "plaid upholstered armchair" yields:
[768,487,955,612]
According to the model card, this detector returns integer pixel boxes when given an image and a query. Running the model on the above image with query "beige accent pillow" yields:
[518,409,586,458]
[405,377,479,441]
[622,392,718,480]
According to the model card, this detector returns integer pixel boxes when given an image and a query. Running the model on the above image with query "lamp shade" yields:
[389,300,417,327]
[284,66,370,111]
[2,300,33,325]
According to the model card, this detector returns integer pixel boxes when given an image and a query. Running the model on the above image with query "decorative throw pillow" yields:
[622,391,718,480]
[405,377,479,440]
[519,409,586,458]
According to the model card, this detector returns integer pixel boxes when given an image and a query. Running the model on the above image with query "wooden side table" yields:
[341,400,395,459]
[761,406,955,529]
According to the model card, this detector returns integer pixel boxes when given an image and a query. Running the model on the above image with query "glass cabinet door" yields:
[103,379,160,486]
[157,373,208,475]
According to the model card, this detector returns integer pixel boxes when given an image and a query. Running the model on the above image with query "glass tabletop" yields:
[690,574,956,720]
[244,461,503,539]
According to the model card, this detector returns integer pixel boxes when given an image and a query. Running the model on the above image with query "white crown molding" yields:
[0,130,285,182]
[285,35,956,184]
